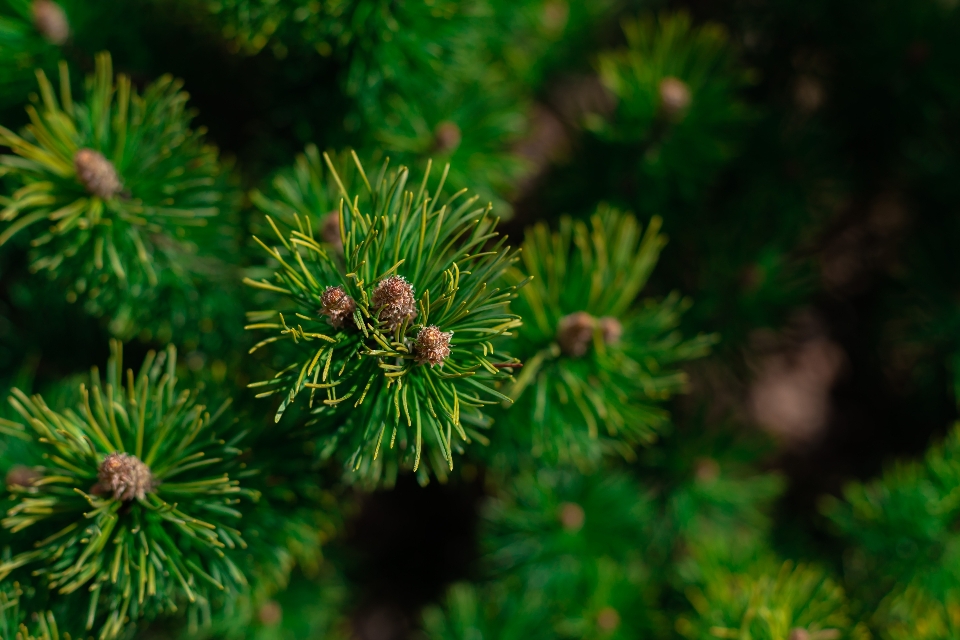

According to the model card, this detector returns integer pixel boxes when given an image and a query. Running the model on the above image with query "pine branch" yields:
[0,341,258,638]
[247,149,523,485]
[0,52,238,336]
[501,206,717,467]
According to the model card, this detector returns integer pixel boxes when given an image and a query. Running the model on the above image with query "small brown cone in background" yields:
[320,285,356,329]
[694,457,721,483]
[788,630,809,640]
[371,276,417,332]
[541,0,570,35]
[258,601,283,626]
[414,325,453,367]
[32,0,69,45]
[95,452,153,501]
[598,316,622,345]
[794,75,825,113]
[558,501,585,533]
[74,148,122,199]
[557,311,596,357]
[596,607,621,632]
[6,465,41,489]
[433,121,462,155]
[321,210,343,252]
[658,77,692,121]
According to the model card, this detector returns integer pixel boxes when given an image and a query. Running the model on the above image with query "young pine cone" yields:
[658,77,692,121]
[556,311,596,357]
[372,276,417,332]
[414,325,453,366]
[320,285,356,328]
[74,148,122,199]
[32,0,69,45]
[598,316,622,345]
[96,452,153,501]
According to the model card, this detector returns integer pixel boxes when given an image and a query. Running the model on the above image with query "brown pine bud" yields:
[6,465,41,489]
[598,316,622,345]
[320,285,356,329]
[258,600,283,626]
[556,311,596,357]
[558,501,585,532]
[371,276,417,332]
[321,210,343,252]
[541,0,570,34]
[694,457,720,483]
[74,148,122,199]
[596,607,620,632]
[659,77,691,120]
[32,0,69,45]
[433,121,462,155]
[414,325,453,367]
[788,630,809,640]
[96,452,152,501]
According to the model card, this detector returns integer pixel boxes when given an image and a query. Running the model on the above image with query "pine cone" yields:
[32,0,69,45]
[321,210,343,252]
[320,285,356,328]
[596,607,621,632]
[414,325,453,366]
[433,121,462,154]
[74,148,122,199]
[96,452,153,501]
[556,311,596,357]
[598,316,622,345]
[5,465,41,489]
[371,276,417,332]
[659,77,691,120]
[558,501,585,532]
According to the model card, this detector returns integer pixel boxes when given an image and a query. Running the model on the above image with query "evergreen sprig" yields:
[502,206,715,467]
[677,560,868,640]
[821,422,960,610]
[0,52,235,332]
[0,0,71,105]
[0,581,61,640]
[482,468,654,577]
[246,150,523,484]
[0,341,257,638]
[590,12,754,213]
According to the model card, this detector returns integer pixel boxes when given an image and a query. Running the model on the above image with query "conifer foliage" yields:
[1,0,960,638]
[247,151,522,484]
[0,341,256,637]
[0,53,234,337]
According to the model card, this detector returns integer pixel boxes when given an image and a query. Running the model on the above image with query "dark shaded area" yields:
[341,473,486,640]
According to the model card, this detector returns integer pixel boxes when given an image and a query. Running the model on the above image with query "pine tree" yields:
[2,0,960,638]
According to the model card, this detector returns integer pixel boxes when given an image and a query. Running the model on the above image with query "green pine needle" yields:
[502,206,717,467]
[247,149,523,484]
[0,340,258,639]
[0,52,233,326]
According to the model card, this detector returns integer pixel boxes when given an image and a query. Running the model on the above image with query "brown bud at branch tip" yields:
[96,452,152,501]
[414,325,453,366]
[74,148,122,199]
[320,285,356,329]
[372,276,417,332]
[557,311,595,357]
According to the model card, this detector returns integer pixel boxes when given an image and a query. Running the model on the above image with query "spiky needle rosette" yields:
[0,0,71,105]
[0,341,257,639]
[502,206,716,468]
[0,52,233,324]
[676,560,868,640]
[245,150,523,485]
[0,581,62,640]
